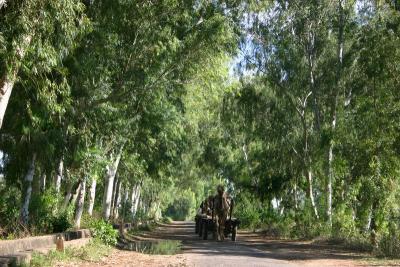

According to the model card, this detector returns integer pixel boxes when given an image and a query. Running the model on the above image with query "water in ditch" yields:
[119,240,182,255]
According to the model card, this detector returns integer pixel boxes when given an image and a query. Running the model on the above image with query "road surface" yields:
[57,221,366,267]
[138,221,363,267]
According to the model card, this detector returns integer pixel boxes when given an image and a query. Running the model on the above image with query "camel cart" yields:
[198,199,240,241]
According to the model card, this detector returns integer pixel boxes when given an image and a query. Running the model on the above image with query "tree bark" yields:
[87,178,97,216]
[55,159,63,193]
[326,0,345,225]
[0,0,6,10]
[0,34,32,129]
[307,168,319,219]
[300,112,319,219]
[74,178,87,228]
[62,181,81,210]
[40,173,46,192]
[131,184,141,220]
[62,181,74,210]
[21,153,37,224]
[113,181,122,220]
[70,182,82,208]
[111,176,119,218]
[102,145,124,220]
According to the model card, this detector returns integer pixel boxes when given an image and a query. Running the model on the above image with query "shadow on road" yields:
[143,221,368,263]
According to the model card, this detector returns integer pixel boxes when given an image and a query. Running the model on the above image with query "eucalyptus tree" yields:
[0,0,88,129]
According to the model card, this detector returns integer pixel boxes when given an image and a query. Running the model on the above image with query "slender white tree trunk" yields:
[327,0,345,226]
[74,178,87,228]
[70,183,82,206]
[62,182,74,210]
[294,182,298,210]
[132,186,141,219]
[55,159,63,193]
[87,178,97,216]
[21,153,36,224]
[40,173,46,192]
[307,168,319,219]
[130,185,137,214]
[0,34,32,129]
[124,187,130,205]
[102,146,124,220]
[114,182,122,220]
[0,0,6,10]
[111,177,119,218]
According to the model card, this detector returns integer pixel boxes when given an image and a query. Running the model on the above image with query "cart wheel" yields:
[202,222,208,240]
[231,225,237,241]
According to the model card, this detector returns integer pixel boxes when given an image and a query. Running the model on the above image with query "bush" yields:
[89,219,118,246]
[378,224,400,258]
[162,216,173,224]
[29,191,74,234]
[234,192,261,230]
[51,212,72,233]
[0,186,23,238]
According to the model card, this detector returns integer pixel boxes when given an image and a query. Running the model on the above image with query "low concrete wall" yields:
[0,229,91,256]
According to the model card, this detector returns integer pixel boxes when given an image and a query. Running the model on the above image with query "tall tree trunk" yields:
[326,0,345,225]
[102,145,124,220]
[0,0,6,10]
[113,181,122,220]
[70,182,82,208]
[307,23,321,132]
[294,181,298,210]
[301,114,319,219]
[87,178,97,216]
[307,167,319,219]
[130,185,138,215]
[110,176,119,218]
[62,181,74,210]
[40,173,46,192]
[21,153,37,224]
[74,178,87,228]
[0,34,32,129]
[131,184,141,219]
[55,159,63,193]
[62,181,81,210]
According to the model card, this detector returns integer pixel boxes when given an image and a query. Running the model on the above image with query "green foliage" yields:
[234,192,261,231]
[162,216,173,224]
[29,191,72,234]
[0,186,22,238]
[89,219,118,246]
[378,223,400,258]
[164,189,196,221]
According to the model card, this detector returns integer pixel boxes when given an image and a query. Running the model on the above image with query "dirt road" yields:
[58,221,369,267]
[131,221,366,267]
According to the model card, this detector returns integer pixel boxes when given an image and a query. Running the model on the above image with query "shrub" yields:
[162,216,173,224]
[234,192,261,230]
[51,212,72,233]
[378,224,400,258]
[0,186,23,238]
[89,219,118,246]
